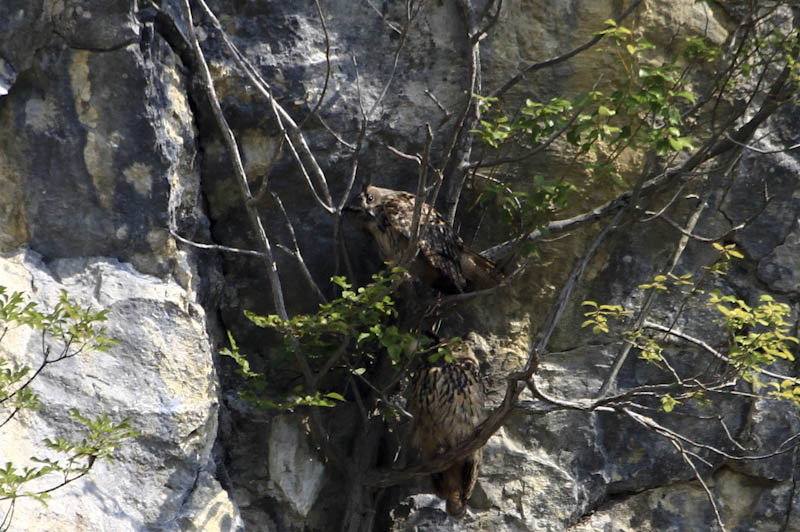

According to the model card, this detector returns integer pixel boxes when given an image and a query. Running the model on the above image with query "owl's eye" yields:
[366,194,375,203]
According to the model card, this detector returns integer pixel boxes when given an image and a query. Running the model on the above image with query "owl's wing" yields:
[383,197,466,290]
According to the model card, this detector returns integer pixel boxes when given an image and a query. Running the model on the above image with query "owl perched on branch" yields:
[408,341,484,517]
[345,185,497,293]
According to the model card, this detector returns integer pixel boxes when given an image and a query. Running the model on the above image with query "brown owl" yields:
[408,341,484,517]
[345,185,497,293]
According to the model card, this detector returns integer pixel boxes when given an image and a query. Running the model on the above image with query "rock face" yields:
[0,1,798,532]
[0,251,240,531]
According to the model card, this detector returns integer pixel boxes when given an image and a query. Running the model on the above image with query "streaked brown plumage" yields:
[345,185,497,293]
[408,342,484,517]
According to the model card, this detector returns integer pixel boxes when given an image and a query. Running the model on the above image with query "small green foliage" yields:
[248,269,404,361]
[587,241,800,408]
[660,394,679,413]
[0,410,139,504]
[0,286,136,516]
[220,332,261,378]
[711,292,798,377]
[768,379,800,407]
[24,291,118,355]
[625,330,665,366]
[682,35,722,63]
[581,301,631,334]
[470,19,709,245]
[638,272,693,293]
[477,176,576,236]
[593,18,632,41]
[377,325,424,365]
[226,269,432,411]
[704,243,744,276]
[426,337,464,364]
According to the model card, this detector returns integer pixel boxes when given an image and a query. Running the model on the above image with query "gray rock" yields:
[267,416,326,518]
[0,250,231,531]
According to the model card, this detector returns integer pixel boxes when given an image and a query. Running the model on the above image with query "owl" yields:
[408,341,484,517]
[345,185,497,293]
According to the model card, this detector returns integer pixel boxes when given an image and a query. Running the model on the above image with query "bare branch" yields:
[297,0,332,129]
[490,0,643,99]
[424,89,451,120]
[272,192,328,304]
[169,229,267,259]
[440,0,483,225]
[365,0,424,121]
[598,198,706,397]
[193,0,335,213]
[365,0,403,35]
[724,133,800,154]
[644,176,771,243]
[668,438,728,532]
[622,405,800,464]
[400,124,434,265]
[385,145,423,164]
[642,321,800,385]
[182,0,349,477]
[181,0,288,318]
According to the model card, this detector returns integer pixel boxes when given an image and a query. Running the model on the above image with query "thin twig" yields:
[400,125,434,265]
[193,0,335,213]
[365,0,403,34]
[490,0,643,98]
[272,192,327,303]
[668,438,728,532]
[298,0,331,129]
[598,198,706,397]
[183,0,348,477]
[642,321,800,384]
[646,181,770,243]
[169,229,266,258]
[424,89,451,119]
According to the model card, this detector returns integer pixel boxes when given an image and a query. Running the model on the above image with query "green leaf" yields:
[598,105,616,116]
[324,392,345,402]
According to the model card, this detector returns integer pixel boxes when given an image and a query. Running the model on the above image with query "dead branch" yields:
[181,0,288,318]
[193,0,335,213]
[440,0,486,225]
[365,0,403,34]
[400,124,434,265]
[181,0,350,477]
[646,179,771,243]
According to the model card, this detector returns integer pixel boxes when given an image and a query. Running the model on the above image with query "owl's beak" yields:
[342,201,367,222]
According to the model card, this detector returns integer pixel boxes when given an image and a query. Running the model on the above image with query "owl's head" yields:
[359,185,398,215]
[344,185,398,218]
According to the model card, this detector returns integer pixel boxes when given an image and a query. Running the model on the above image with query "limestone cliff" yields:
[0,1,798,531]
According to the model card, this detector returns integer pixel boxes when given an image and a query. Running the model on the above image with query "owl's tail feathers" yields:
[434,452,481,518]
[460,249,501,291]
[445,492,469,518]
